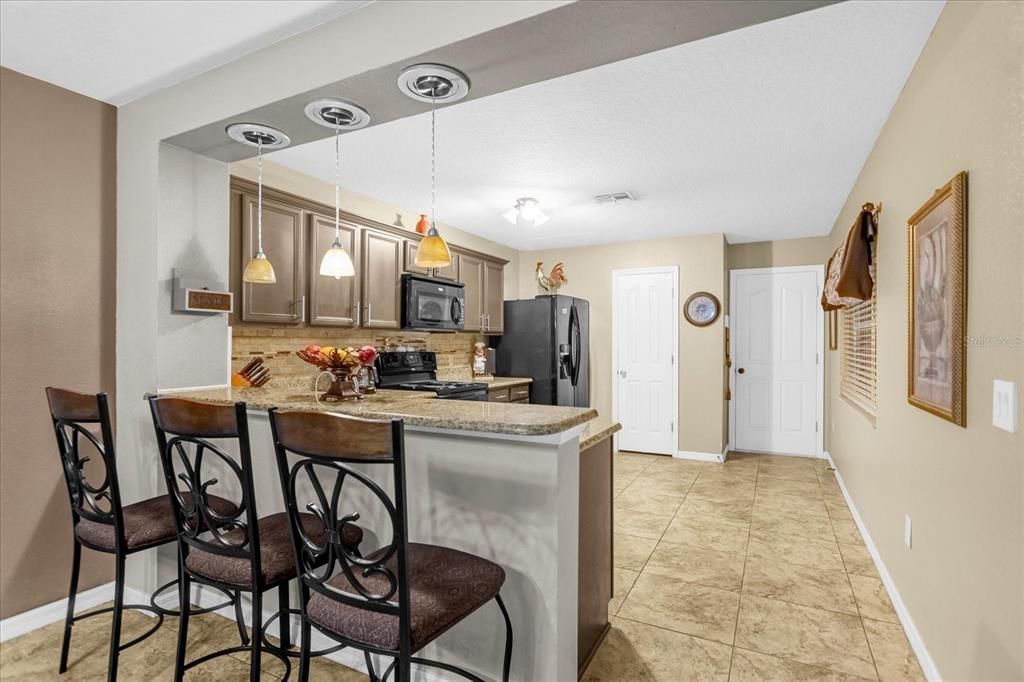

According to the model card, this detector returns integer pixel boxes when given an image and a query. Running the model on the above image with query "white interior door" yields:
[731,267,823,457]
[613,268,677,455]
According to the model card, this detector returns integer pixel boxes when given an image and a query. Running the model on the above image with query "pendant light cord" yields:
[431,91,436,229]
[334,121,341,239]
[256,138,264,255]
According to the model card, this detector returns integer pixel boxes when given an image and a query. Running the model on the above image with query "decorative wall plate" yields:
[684,291,721,327]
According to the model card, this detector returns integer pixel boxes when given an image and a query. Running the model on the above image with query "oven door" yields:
[402,275,465,331]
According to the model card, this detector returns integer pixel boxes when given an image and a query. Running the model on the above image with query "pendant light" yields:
[399,64,470,269]
[304,99,371,279]
[227,123,291,284]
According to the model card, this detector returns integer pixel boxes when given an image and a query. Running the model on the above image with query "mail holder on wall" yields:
[172,269,233,314]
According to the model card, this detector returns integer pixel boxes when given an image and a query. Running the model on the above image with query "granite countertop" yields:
[164,381,596,437]
[580,416,622,450]
[478,376,533,390]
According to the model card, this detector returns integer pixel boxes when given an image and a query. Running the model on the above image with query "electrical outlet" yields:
[992,380,1018,433]
[904,514,912,548]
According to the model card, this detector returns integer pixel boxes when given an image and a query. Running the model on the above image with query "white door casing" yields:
[612,267,678,455]
[729,266,824,457]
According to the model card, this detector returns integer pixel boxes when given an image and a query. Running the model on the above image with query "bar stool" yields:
[45,388,241,682]
[147,396,362,681]
[267,409,514,682]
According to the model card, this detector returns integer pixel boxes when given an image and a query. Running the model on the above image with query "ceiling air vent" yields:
[594,191,636,204]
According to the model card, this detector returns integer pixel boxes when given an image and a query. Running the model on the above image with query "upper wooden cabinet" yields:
[230,177,506,332]
[361,229,402,329]
[240,192,305,324]
[404,240,459,281]
[308,213,360,327]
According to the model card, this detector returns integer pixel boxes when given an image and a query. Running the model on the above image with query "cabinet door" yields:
[457,252,485,332]
[483,260,505,334]
[241,193,305,323]
[309,213,360,327]
[405,240,459,281]
[361,229,402,329]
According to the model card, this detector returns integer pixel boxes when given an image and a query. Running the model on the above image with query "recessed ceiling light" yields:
[225,122,290,149]
[304,98,371,130]
[397,63,471,104]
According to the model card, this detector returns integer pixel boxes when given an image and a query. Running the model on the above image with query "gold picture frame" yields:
[907,171,967,426]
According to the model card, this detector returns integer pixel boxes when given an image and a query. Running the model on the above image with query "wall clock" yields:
[684,291,721,327]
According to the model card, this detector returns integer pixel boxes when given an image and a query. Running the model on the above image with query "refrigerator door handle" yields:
[570,304,582,386]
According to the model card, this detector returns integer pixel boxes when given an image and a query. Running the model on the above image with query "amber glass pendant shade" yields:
[243,250,276,284]
[415,225,452,268]
[319,237,355,279]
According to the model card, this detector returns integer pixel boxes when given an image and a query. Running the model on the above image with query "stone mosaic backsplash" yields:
[231,326,484,382]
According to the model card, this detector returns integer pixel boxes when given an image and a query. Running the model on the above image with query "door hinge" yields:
[816,352,820,365]
[815,422,819,432]
[671,354,675,365]
[670,422,675,433]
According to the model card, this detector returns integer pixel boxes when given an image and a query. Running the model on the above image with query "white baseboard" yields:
[675,449,725,463]
[824,453,941,681]
[0,582,115,643]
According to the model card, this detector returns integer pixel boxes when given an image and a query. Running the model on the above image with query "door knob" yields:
[618,369,627,378]
[737,368,745,374]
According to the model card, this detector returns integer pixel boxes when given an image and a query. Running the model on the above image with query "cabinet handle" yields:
[296,295,306,323]
[366,303,373,325]
[353,300,361,325]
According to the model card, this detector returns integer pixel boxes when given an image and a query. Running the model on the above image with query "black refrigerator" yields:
[494,295,589,407]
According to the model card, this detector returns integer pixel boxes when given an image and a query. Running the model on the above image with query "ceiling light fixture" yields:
[503,197,549,227]
[305,100,369,279]
[400,64,469,269]
[227,123,290,284]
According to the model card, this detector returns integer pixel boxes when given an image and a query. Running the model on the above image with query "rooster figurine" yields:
[536,261,568,293]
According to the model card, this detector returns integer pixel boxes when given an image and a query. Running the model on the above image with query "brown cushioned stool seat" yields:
[185,512,363,588]
[74,493,238,552]
[306,543,506,651]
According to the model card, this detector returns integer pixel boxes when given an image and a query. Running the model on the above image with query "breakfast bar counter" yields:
[162,382,616,681]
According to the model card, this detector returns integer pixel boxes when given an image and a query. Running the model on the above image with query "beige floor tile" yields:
[678,495,754,525]
[755,474,823,498]
[831,519,864,545]
[615,508,677,540]
[645,540,746,591]
[746,531,845,572]
[694,471,758,491]
[642,455,706,474]
[862,618,925,682]
[729,647,875,681]
[751,507,835,542]
[618,572,741,644]
[825,498,855,521]
[615,533,659,570]
[735,595,876,679]
[610,567,641,616]
[758,464,820,482]
[849,574,899,623]
[616,488,687,514]
[838,543,878,578]
[753,492,830,518]
[661,514,751,556]
[628,467,700,496]
[581,617,732,682]
[755,455,817,468]
[741,559,858,615]
[705,459,760,477]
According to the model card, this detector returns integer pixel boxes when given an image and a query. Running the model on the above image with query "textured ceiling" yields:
[0,1,370,105]
[268,1,944,248]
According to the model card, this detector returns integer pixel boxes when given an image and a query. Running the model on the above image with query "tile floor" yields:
[0,452,926,681]
[585,451,926,682]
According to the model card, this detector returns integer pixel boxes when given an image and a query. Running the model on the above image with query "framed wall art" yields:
[907,170,967,426]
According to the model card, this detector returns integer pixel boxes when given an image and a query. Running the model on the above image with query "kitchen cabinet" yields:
[488,384,530,404]
[457,251,485,332]
[308,213,360,327]
[404,240,459,281]
[484,260,505,334]
[240,192,305,323]
[361,229,402,329]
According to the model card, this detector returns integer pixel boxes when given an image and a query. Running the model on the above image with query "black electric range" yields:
[375,351,488,401]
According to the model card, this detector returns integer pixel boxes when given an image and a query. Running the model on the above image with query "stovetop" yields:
[393,380,488,396]
[375,351,486,397]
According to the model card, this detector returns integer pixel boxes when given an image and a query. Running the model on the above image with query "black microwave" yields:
[401,274,465,331]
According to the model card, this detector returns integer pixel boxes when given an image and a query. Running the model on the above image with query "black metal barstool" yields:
[147,395,362,681]
[45,388,240,682]
[268,408,513,682]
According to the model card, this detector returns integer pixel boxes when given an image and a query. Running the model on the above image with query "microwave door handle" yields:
[451,297,463,325]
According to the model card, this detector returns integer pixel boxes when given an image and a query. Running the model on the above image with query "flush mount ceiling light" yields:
[503,197,549,227]
[227,123,290,284]
[397,63,470,104]
[304,98,371,131]
[225,122,291,150]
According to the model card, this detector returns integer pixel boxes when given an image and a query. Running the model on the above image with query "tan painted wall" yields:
[519,234,727,455]
[0,68,117,618]
[230,159,520,299]
[822,3,1023,679]
[727,236,830,271]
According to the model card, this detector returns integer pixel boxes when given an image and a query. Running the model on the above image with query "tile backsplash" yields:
[232,326,484,382]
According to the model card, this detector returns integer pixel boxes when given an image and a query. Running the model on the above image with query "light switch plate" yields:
[992,380,1018,433]
[904,514,912,548]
